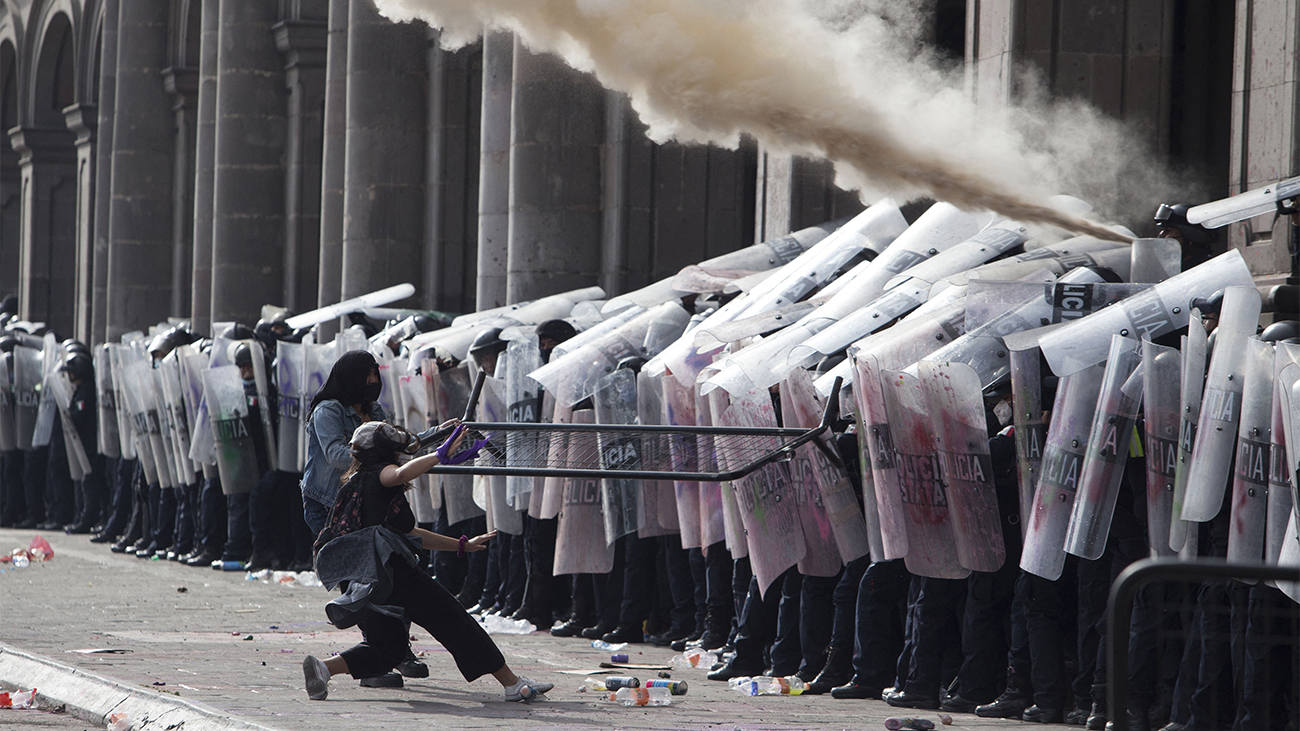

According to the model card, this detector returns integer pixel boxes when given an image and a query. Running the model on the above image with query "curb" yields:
[0,642,283,731]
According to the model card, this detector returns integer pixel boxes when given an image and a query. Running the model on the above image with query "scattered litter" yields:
[670,648,717,670]
[478,614,536,635]
[279,649,293,653]
[232,609,259,614]
[29,535,53,561]
[269,625,279,629]
[0,688,37,709]
[885,719,936,731]
[657,671,672,679]
[728,676,807,695]
[590,639,626,651]
[67,649,132,655]
[645,679,688,695]
[176,587,187,593]
[939,714,953,725]
[151,682,166,687]
[611,686,672,706]
[107,711,131,731]
[610,653,629,663]
[604,676,640,690]
[242,635,253,641]
[244,569,321,587]
[600,661,671,670]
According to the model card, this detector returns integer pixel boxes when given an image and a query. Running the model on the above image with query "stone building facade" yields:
[0,0,1294,345]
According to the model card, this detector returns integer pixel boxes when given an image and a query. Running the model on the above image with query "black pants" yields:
[661,534,697,631]
[852,559,909,689]
[901,575,966,699]
[339,560,505,682]
[733,567,795,665]
[22,446,48,524]
[222,492,252,561]
[955,560,1019,702]
[44,429,76,526]
[799,568,845,675]
[101,458,135,538]
[0,449,25,525]
[619,533,658,624]
[520,515,559,616]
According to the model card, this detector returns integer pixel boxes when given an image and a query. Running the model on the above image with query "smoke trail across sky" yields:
[376,0,1153,241]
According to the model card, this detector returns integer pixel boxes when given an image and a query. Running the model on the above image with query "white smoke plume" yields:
[376,0,1160,241]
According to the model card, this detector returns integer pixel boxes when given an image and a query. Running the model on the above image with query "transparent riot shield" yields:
[47,373,91,480]
[719,385,807,595]
[553,408,615,575]
[1064,335,1144,560]
[1129,238,1182,284]
[479,375,522,533]
[1170,322,1208,551]
[1039,250,1255,376]
[851,395,888,562]
[426,363,482,523]
[695,378,727,548]
[1268,352,1300,565]
[1020,363,1106,580]
[1225,339,1276,564]
[276,342,305,472]
[1009,346,1046,540]
[116,356,158,486]
[505,337,543,505]
[89,347,118,459]
[183,350,215,467]
[594,369,645,544]
[881,369,969,580]
[12,345,41,451]
[781,371,854,574]
[0,356,14,452]
[136,362,177,488]
[1182,286,1264,521]
[303,343,338,417]
[663,372,703,549]
[203,364,261,495]
[1142,339,1181,558]
[246,341,278,473]
[157,359,194,481]
[786,369,870,565]
[32,335,58,448]
[853,352,908,559]
[106,345,138,461]
[918,361,1007,572]
[637,370,680,535]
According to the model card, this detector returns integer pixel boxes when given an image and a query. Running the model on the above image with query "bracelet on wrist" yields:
[457,535,468,558]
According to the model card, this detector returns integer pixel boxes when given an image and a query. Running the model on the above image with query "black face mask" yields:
[362,379,382,403]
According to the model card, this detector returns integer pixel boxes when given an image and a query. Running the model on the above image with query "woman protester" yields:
[303,420,552,702]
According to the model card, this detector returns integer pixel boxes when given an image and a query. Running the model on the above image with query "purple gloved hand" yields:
[435,424,467,462]
[443,436,490,466]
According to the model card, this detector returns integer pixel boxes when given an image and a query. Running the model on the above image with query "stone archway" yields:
[11,11,78,336]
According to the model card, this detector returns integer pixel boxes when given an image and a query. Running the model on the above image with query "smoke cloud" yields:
[377,0,1173,241]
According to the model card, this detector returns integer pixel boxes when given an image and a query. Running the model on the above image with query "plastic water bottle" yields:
[591,639,627,651]
[0,687,36,708]
[11,553,29,568]
[669,648,717,669]
[217,560,246,572]
[613,686,671,706]
[728,676,760,696]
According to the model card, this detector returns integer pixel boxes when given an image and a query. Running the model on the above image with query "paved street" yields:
[0,527,1029,731]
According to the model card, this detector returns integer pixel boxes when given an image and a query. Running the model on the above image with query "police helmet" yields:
[1153,203,1215,245]
[233,343,254,368]
[535,319,577,345]
[1190,289,1224,316]
[469,328,507,357]
[60,353,94,383]
[1260,320,1300,344]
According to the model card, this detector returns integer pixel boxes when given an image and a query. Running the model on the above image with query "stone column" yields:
[506,41,604,302]
[189,0,218,337]
[106,0,175,341]
[315,0,348,337]
[163,68,198,321]
[339,0,427,302]
[9,127,77,335]
[275,17,328,314]
[89,0,117,343]
[210,0,287,326]
[62,103,96,343]
[600,91,629,296]
[476,30,511,310]
[0,141,19,305]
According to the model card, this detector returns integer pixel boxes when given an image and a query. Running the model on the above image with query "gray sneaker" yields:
[504,675,554,702]
[304,655,330,700]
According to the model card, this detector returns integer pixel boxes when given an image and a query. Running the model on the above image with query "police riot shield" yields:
[47,373,92,480]
[553,408,615,575]
[1226,338,1276,564]
[853,352,908,560]
[1170,322,1208,551]
[695,378,727,548]
[637,370,680,536]
[1009,346,1046,540]
[426,364,482,521]
[374,354,400,425]
[1038,250,1255,376]
[1064,335,1144,560]
[479,375,523,534]
[276,342,305,472]
[783,369,868,570]
[1129,238,1182,284]
[1265,350,1299,565]
[246,340,278,473]
[12,345,41,451]
[157,359,195,481]
[505,336,543,505]
[203,364,261,495]
[182,350,214,467]
[106,345,138,461]
[303,342,338,419]
[719,385,808,595]
[1181,286,1264,522]
[594,369,645,544]
[850,393,888,562]
[1142,339,1181,558]
[663,371,703,549]
[881,369,970,579]
[92,346,119,459]
[137,362,177,488]
[0,356,14,452]
[917,361,1007,572]
[1020,363,1107,580]
[32,335,58,448]
[117,359,158,486]
[1275,512,1300,603]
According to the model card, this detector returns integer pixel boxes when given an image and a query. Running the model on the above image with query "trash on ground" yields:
[610,653,628,663]
[106,711,131,731]
[728,676,807,695]
[611,686,672,706]
[645,679,688,695]
[478,614,536,634]
[67,649,132,654]
[603,676,640,690]
[670,648,718,670]
[885,718,936,731]
[590,639,627,651]
[28,535,53,560]
[244,569,321,587]
[0,688,37,709]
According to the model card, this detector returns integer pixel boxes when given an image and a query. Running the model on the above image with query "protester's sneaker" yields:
[504,675,554,702]
[303,655,329,700]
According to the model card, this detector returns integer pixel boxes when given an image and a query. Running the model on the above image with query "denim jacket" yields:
[300,399,388,507]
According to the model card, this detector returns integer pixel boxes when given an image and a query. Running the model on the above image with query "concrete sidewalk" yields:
[0,527,1027,731]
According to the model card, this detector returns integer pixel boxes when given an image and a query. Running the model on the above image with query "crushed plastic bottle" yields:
[479,614,536,635]
[106,711,132,731]
[591,639,627,651]
[728,676,761,696]
[581,677,610,693]
[612,686,672,706]
[727,676,806,695]
[295,571,322,587]
[216,560,246,572]
[11,553,29,568]
[0,687,37,708]
[669,648,718,669]
[28,535,52,561]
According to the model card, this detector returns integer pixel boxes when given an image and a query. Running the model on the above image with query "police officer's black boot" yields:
[1087,687,1108,730]
[805,645,853,695]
